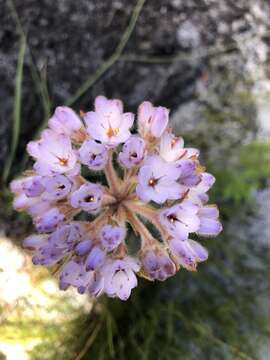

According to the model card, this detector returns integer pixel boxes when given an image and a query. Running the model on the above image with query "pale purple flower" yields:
[48,106,83,137]
[102,257,140,300]
[169,238,208,270]
[136,155,185,204]
[100,225,125,252]
[41,174,72,201]
[138,101,169,138]
[25,224,82,265]
[11,176,45,198]
[75,239,93,256]
[177,160,201,187]
[27,199,52,217]
[187,172,215,205]
[118,136,145,168]
[13,194,44,212]
[85,246,106,271]
[79,139,108,170]
[34,207,65,233]
[84,96,134,146]
[159,131,199,162]
[32,243,66,266]
[159,132,186,162]
[23,234,48,251]
[70,183,103,213]
[49,223,83,248]
[59,260,91,293]
[197,205,222,236]
[160,200,200,240]
[141,249,176,281]
[87,272,104,297]
[27,130,77,174]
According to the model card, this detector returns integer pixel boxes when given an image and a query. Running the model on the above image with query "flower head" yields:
[11,95,221,301]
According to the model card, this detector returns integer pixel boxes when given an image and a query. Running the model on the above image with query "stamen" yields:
[59,158,68,166]
[168,214,178,223]
[84,195,95,203]
[106,127,119,138]
[79,110,85,118]
[148,177,158,187]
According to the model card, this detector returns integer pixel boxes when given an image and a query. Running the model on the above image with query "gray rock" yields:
[0,0,269,177]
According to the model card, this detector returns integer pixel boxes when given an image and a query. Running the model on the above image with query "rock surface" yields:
[0,0,269,173]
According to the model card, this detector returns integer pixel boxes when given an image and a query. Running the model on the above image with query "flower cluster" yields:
[11,96,222,301]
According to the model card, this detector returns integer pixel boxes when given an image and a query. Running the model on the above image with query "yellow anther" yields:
[106,127,119,138]
[59,158,68,166]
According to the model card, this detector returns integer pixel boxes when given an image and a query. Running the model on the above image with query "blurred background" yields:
[1,0,270,359]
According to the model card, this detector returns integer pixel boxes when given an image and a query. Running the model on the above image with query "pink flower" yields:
[27,130,77,174]
[138,101,169,138]
[85,96,134,146]
[136,155,185,204]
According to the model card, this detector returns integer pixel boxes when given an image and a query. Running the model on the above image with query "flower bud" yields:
[85,246,106,271]
[100,225,125,252]
[138,101,169,139]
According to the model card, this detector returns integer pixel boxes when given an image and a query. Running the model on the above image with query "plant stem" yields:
[104,150,122,194]
[124,205,154,248]
[124,200,169,241]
